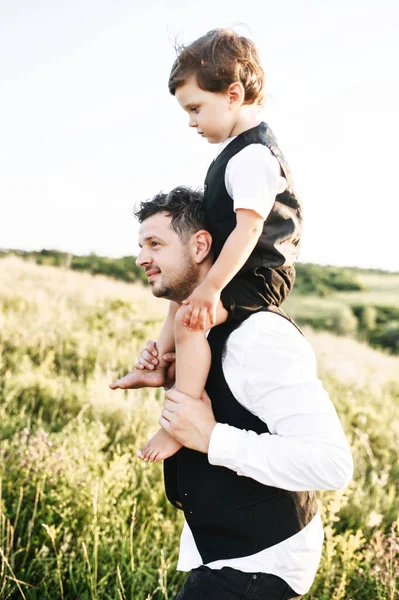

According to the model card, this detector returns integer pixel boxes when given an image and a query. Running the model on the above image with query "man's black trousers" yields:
[174,566,301,599]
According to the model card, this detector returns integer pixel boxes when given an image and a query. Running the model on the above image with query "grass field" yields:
[284,268,399,356]
[1,257,398,599]
[286,269,399,315]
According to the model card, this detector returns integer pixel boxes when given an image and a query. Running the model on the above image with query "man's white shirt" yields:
[176,311,354,595]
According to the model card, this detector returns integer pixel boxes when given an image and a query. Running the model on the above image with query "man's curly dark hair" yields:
[134,186,209,240]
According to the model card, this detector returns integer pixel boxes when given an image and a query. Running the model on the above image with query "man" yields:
[110,187,354,600]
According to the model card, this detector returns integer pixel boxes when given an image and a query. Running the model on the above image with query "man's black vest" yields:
[203,121,302,270]
[164,308,318,564]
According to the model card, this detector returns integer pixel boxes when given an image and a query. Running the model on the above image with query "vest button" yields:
[204,184,207,191]
[252,575,257,580]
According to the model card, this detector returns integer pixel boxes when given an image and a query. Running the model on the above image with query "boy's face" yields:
[175,76,236,144]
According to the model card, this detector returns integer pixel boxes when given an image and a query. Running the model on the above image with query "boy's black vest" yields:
[164,307,318,564]
[203,121,302,270]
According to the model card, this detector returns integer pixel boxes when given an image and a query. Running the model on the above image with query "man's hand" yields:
[159,389,217,453]
[182,280,221,330]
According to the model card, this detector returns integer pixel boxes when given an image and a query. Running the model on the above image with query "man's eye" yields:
[151,241,159,247]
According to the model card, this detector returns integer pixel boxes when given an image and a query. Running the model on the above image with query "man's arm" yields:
[208,313,354,491]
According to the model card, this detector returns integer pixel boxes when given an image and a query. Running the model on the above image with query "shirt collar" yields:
[215,136,236,159]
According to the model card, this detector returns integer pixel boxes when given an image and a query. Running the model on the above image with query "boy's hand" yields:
[136,340,176,389]
[135,340,159,370]
[135,340,175,374]
[182,281,220,330]
[109,341,176,390]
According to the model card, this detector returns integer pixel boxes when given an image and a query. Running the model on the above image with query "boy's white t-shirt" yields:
[215,137,288,220]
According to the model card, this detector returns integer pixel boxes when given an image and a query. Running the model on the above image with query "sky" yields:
[1,0,398,270]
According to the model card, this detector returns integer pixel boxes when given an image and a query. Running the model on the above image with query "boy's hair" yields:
[168,29,265,106]
[134,186,209,240]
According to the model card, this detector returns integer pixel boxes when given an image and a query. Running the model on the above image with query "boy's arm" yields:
[185,145,284,330]
[184,208,264,328]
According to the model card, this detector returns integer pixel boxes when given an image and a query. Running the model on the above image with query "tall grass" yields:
[1,257,398,598]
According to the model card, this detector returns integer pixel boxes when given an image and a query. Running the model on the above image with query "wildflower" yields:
[367,511,383,528]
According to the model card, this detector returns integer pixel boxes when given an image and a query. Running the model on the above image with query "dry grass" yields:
[304,327,399,391]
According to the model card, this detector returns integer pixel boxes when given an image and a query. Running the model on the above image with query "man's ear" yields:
[228,82,245,108]
[192,230,213,263]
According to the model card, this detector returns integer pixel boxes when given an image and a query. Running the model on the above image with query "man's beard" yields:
[151,255,200,303]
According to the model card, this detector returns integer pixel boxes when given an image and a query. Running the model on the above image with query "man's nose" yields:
[135,249,151,267]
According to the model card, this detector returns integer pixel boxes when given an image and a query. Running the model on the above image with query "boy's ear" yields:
[193,230,213,263]
[228,82,245,107]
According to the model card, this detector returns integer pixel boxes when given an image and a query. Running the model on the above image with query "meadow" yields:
[1,256,398,599]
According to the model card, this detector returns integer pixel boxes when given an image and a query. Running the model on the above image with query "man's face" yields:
[175,76,235,144]
[136,212,200,302]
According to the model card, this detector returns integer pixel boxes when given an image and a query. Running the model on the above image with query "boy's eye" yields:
[190,107,199,113]
[151,241,159,247]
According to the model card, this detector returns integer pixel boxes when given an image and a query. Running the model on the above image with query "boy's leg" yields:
[136,299,182,462]
[109,301,179,390]
[139,301,228,462]
[173,301,228,398]
[138,427,182,462]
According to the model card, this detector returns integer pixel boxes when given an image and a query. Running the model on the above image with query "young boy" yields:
[110,29,303,462]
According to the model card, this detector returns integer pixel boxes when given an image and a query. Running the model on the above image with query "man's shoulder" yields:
[226,311,315,361]
[222,311,319,399]
[236,310,302,336]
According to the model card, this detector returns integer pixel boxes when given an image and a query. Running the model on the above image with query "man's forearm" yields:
[208,416,354,492]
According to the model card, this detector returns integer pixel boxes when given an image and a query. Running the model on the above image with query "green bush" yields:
[370,322,399,354]
[294,306,359,337]
[352,304,399,328]
[357,305,377,332]
[294,264,364,296]
[351,306,399,353]
[0,248,148,285]
[330,307,359,336]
